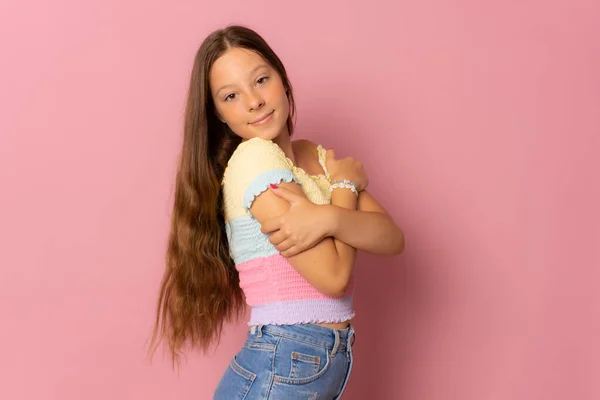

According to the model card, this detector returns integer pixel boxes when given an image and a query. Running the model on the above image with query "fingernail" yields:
[270,184,278,189]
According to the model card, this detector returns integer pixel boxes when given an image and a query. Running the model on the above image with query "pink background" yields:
[1,0,599,399]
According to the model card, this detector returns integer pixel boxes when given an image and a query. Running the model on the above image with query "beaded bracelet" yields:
[329,179,359,197]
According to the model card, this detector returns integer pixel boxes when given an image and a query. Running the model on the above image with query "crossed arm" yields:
[261,186,405,257]
[330,190,405,255]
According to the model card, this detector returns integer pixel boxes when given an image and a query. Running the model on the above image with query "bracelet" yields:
[329,179,359,196]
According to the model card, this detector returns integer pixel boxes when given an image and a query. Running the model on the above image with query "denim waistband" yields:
[248,323,356,355]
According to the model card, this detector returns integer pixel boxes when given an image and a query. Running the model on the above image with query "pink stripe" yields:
[236,253,354,306]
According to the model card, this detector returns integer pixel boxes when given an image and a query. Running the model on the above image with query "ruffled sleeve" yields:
[222,138,299,218]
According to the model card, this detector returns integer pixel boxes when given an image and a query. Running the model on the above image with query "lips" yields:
[250,111,274,125]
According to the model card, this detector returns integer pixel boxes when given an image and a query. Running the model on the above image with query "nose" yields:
[246,89,265,112]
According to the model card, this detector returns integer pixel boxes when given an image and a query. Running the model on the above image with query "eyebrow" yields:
[215,64,269,96]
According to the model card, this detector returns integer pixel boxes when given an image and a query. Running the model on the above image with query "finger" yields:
[261,217,282,234]
[268,230,287,246]
[270,184,301,204]
[281,246,300,258]
[326,148,336,161]
[275,239,295,253]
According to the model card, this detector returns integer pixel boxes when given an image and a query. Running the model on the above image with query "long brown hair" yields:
[149,25,296,367]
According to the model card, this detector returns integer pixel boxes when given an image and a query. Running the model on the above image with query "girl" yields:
[150,25,404,399]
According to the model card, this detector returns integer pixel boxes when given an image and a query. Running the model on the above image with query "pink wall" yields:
[1,1,598,399]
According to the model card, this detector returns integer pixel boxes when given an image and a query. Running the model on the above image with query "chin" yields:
[258,126,288,142]
[259,130,282,141]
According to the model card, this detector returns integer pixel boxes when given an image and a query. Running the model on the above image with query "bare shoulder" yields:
[292,138,319,160]
[292,139,326,175]
[292,138,317,151]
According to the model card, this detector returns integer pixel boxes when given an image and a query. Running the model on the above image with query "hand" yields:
[325,149,369,192]
[260,185,332,257]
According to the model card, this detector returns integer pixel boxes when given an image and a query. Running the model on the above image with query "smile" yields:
[250,111,274,126]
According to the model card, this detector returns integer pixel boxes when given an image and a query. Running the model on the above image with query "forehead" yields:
[210,48,269,85]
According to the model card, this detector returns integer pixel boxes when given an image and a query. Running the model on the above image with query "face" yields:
[210,47,290,141]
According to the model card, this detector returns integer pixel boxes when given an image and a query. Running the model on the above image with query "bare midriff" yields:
[313,320,350,330]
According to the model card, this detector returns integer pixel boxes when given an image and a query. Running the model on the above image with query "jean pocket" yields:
[290,351,322,379]
[230,355,257,381]
[273,348,331,385]
[213,356,256,400]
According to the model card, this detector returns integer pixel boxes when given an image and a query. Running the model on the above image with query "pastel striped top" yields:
[221,137,355,326]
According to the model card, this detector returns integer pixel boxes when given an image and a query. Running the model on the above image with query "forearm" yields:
[329,190,357,275]
[326,206,405,255]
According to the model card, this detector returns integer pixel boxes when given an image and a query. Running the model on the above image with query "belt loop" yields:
[331,329,340,357]
[346,326,355,358]
[250,326,256,335]
[257,324,264,338]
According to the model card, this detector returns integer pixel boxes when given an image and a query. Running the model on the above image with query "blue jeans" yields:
[213,323,356,399]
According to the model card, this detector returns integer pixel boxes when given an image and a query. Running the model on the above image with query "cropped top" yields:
[221,137,355,326]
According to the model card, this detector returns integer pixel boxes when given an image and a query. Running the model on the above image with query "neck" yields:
[273,125,295,163]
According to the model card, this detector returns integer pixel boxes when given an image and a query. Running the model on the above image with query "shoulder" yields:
[230,137,287,164]
[292,138,326,161]
[292,138,317,153]
[222,137,297,210]
[224,138,291,178]
[223,138,302,216]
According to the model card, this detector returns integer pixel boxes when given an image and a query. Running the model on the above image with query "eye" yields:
[224,93,236,101]
[257,76,269,85]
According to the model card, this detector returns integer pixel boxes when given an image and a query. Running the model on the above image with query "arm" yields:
[259,140,403,257]
[250,181,356,298]
[328,182,358,273]
[322,144,404,255]
[325,190,405,255]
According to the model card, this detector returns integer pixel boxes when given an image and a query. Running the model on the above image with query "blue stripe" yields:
[242,169,298,210]
[226,216,278,264]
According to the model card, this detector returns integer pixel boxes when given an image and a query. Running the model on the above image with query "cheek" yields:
[278,91,290,116]
[268,85,289,111]
[218,104,245,125]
